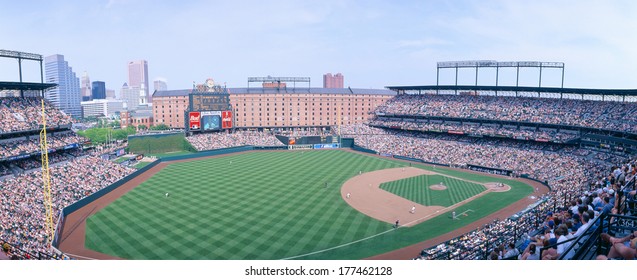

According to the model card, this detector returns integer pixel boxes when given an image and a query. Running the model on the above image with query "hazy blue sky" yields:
[1,0,636,90]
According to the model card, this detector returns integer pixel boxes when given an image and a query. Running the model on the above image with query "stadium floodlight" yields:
[247,76,311,91]
[435,60,565,89]
[0,49,43,61]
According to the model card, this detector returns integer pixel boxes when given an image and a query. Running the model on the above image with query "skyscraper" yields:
[128,60,149,102]
[154,79,167,92]
[45,54,81,118]
[91,81,106,99]
[120,82,147,110]
[80,71,92,101]
[323,73,344,88]
[106,89,116,99]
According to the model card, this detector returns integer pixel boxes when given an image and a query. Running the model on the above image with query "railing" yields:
[0,240,63,260]
[618,177,636,215]
[557,213,637,260]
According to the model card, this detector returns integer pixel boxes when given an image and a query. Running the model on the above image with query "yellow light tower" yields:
[39,99,54,247]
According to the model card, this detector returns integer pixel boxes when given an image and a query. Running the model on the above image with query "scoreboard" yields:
[186,80,233,132]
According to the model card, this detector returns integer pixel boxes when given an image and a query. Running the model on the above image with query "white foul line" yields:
[281,205,467,260]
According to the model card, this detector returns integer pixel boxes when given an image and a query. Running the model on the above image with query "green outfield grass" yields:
[380,174,486,207]
[84,150,533,260]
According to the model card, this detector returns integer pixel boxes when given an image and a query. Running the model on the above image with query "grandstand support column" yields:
[18,57,23,82]
[475,65,478,86]
[455,66,458,95]
[39,99,55,247]
[436,67,439,94]
[516,64,520,96]
[40,59,44,83]
[561,66,565,88]
[539,63,543,88]
[495,66,499,96]
[18,57,23,97]
[516,64,520,86]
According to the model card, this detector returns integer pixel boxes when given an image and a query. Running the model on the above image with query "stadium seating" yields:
[186,130,282,151]
[0,156,135,259]
[0,97,73,134]
[375,94,637,133]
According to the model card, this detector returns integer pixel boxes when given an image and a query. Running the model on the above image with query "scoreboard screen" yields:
[201,111,221,131]
[190,93,231,112]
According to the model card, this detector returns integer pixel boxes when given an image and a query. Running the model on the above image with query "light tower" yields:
[39,99,55,246]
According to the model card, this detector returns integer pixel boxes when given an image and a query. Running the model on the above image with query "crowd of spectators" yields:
[416,216,538,260]
[375,94,637,133]
[0,156,134,259]
[0,132,87,159]
[14,153,77,172]
[369,119,580,143]
[0,97,73,134]
[186,130,282,151]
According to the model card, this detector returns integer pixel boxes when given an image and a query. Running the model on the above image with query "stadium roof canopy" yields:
[385,85,637,96]
[0,81,57,91]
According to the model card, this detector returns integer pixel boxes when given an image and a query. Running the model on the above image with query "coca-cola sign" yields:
[221,111,232,129]
[189,112,201,130]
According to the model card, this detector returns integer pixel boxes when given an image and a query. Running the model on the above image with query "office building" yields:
[44,54,81,118]
[154,79,167,92]
[323,73,344,88]
[91,81,106,100]
[128,60,149,102]
[80,71,92,101]
[81,99,124,118]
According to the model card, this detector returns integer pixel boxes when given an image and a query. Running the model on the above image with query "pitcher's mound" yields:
[429,184,447,190]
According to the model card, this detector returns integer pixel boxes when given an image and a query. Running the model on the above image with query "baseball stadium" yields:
[2,51,637,260]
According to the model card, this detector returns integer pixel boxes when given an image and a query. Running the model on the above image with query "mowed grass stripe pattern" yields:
[380,175,486,207]
[85,150,403,260]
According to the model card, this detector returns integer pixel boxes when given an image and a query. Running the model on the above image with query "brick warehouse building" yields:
[152,84,395,129]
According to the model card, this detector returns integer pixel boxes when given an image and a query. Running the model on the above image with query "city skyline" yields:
[1,1,637,91]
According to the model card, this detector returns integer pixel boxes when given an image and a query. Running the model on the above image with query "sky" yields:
[1,0,636,91]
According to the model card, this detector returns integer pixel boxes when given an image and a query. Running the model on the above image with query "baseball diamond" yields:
[57,149,539,260]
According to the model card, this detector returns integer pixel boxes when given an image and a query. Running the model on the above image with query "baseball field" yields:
[78,149,535,260]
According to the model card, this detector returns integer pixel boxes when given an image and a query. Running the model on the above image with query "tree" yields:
[138,124,148,130]
[77,126,137,145]
[110,120,121,128]
[150,123,170,130]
